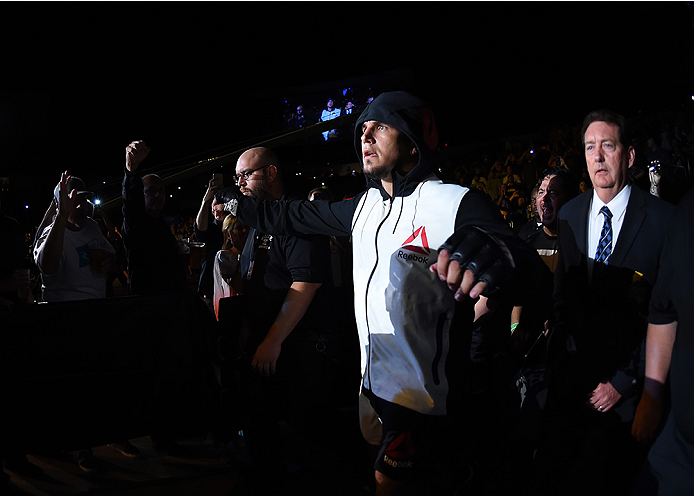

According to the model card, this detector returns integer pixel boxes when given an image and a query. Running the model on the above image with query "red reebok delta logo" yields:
[401,226,430,255]
[382,431,416,470]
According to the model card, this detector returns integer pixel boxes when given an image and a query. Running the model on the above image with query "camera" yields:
[648,160,661,173]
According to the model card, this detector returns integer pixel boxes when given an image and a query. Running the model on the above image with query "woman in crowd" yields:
[212,214,249,320]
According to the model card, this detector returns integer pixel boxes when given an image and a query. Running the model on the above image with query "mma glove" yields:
[439,225,515,296]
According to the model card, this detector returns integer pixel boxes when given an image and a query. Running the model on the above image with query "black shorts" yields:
[364,389,445,482]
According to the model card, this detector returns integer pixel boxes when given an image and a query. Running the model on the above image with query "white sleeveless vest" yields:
[351,176,469,415]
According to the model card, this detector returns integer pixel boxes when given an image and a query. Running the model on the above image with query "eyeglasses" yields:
[232,164,272,185]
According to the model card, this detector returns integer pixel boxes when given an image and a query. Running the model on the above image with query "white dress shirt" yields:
[588,184,631,260]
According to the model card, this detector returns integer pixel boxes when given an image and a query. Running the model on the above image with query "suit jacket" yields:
[551,185,676,419]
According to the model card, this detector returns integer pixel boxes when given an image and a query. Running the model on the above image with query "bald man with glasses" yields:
[222,147,339,492]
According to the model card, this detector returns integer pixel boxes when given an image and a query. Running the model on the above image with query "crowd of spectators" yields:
[438,108,694,235]
[3,106,692,320]
[3,107,692,312]
[171,217,196,241]
[282,85,375,142]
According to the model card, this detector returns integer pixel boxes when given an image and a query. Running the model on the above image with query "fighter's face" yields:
[360,120,415,181]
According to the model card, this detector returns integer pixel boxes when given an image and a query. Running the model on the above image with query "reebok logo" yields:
[383,431,415,470]
[383,454,414,469]
[399,226,431,264]
[401,226,430,255]
[397,251,428,264]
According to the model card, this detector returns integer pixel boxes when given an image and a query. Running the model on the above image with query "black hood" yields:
[354,91,439,198]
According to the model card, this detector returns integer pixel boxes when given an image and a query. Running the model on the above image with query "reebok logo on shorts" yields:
[383,431,415,469]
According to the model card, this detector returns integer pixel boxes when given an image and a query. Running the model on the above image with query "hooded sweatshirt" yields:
[225,91,530,415]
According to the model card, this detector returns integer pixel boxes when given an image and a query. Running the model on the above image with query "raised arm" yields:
[34,197,57,249]
[125,140,150,173]
[35,172,77,274]
[195,178,221,233]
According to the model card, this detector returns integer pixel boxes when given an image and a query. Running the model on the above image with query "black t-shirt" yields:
[121,170,187,296]
[525,227,559,273]
[239,195,331,346]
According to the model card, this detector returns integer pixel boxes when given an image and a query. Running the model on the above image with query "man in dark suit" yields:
[530,110,676,496]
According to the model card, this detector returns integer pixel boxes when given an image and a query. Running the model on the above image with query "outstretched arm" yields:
[214,185,358,238]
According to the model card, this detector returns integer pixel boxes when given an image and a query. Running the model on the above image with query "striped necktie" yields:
[595,206,613,264]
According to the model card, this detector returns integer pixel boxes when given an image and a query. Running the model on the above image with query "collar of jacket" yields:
[368,162,437,201]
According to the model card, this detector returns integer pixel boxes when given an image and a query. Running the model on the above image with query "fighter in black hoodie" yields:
[217,91,546,494]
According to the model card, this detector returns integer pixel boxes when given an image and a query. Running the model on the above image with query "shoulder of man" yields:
[631,183,677,216]
[558,189,592,221]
